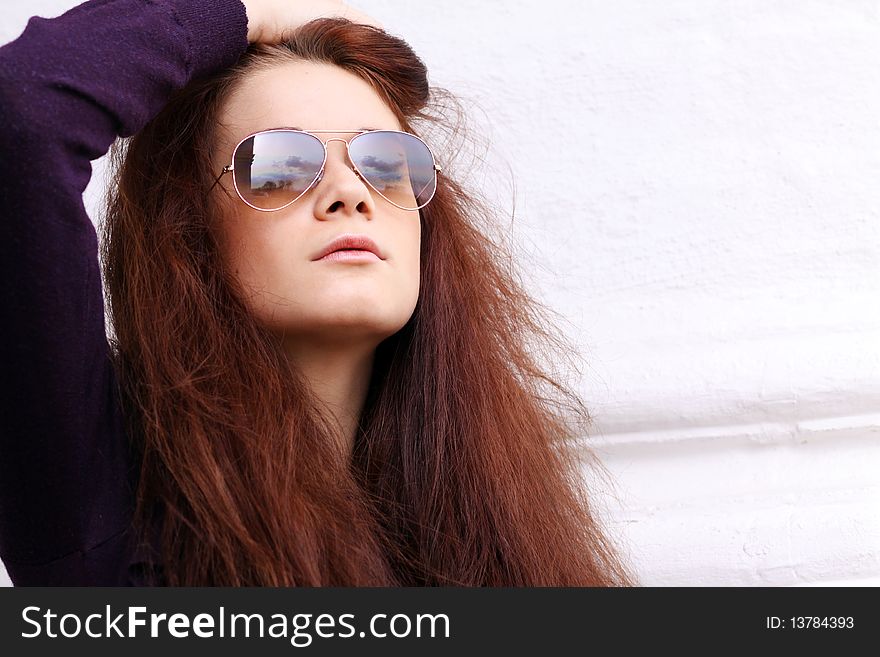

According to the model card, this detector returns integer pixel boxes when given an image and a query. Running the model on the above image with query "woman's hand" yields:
[240,0,383,44]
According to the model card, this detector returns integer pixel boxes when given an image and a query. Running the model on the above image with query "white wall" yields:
[2,0,878,586]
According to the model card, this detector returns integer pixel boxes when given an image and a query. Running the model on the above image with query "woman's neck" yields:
[283,338,375,459]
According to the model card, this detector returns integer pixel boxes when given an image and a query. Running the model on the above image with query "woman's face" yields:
[212,60,421,351]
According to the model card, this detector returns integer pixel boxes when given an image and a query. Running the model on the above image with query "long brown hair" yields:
[100,18,636,586]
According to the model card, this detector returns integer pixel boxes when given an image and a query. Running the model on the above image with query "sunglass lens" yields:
[233,131,324,210]
[348,131,437,210]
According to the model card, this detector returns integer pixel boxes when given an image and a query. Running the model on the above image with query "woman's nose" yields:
[312,141,375,218]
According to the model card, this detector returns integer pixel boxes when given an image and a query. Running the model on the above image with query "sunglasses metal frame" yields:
[210,128,442,212]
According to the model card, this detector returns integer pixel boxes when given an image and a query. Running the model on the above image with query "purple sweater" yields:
[0,0,248,585]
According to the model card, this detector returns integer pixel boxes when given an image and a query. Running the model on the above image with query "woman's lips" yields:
[311,233,385,260]
[317,249,382,262]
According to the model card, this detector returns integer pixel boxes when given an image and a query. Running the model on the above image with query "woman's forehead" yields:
[218,60,402,139]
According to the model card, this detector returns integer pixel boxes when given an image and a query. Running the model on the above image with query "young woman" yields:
[0,0,636,586]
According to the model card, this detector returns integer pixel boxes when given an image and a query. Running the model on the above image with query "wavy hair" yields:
[100,18,636,586]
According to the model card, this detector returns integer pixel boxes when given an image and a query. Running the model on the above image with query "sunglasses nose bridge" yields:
[310,137,363,188]
[318,137,362,180]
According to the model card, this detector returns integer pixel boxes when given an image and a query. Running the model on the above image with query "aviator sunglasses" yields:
[211,128,442,212]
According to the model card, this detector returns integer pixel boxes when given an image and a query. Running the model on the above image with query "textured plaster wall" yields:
[1,0,878,586]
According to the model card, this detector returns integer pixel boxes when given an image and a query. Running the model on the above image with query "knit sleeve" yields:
[0,0,248,584]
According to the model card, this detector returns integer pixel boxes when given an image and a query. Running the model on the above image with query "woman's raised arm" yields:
[0,0,250,585]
